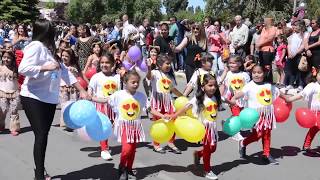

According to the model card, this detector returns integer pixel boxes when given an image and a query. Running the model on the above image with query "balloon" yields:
[86,112,113,141]
[150,119,174,143]
[137,58,148,72]
[69,100,97,127]
[274,103,290,123]
[128,46,142,62]
[77,77,88,89]
[63,102,82,129]
[185,108,195,118]
[316,114,320,128]
[239,108,259,128]
[274,97,292,110]
[223,116,241,136]
[174,116,205,143]
[76,127,92,141]
[85,67,96,80]
[295,108,317,128]
[122,60,134,70]
[174,97,189,112]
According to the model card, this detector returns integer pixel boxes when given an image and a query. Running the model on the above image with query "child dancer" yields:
[0,51,20,136]
[89,53,121,160]
[172,73,221,180]
[147,53,183,154]
[95,71,146,180]
[231,64,283,165]
[59,48,84,128]
[274,35,287,87]
[220,55,250,140]
[286,67,320,154]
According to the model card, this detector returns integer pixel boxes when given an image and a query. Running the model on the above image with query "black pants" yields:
[284,55,308,87]
[20,96,56,179]
[259,51,274,83]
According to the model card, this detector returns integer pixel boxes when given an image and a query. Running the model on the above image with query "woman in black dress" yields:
[306,17,320,69]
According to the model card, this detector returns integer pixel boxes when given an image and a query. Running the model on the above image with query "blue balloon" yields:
[69,100,97,127]
[85,112,113,141]
[63,102,82,129]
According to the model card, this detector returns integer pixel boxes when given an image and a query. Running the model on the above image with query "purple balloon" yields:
[128,46,142,62]
[122,60,134,70]
[138,58,148,72]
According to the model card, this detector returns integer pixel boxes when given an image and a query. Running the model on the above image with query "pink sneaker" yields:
[10,131,19,136]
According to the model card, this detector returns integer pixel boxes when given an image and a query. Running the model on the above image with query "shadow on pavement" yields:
[136,164,190,179]
[52,163,118,180]
[212,159,250,175]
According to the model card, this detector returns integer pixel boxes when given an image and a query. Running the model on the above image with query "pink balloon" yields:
[127,46,142,62]
[77,127,92,141]
[274,97,292,111]
[295,108,317,128]
[274,103,290,123]
[85,67,96,80]
[122,60,134,70]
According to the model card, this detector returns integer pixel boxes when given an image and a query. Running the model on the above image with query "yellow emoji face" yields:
[120,99,140,120]
[203,101,218,121]
[158,78,172,93]
[256,88,272,106]
[102,80,118,96]
[229,76,244,91]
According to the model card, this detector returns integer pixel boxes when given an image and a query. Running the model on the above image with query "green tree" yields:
[0,0,39,23]
[45,0,57,9]
[163,0,188,15]
[187,6,194,14]
[133,0,162,23]
[66,0,105,24]
[306,0,320,19]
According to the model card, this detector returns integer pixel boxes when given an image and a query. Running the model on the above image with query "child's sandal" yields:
[153,147,166,154]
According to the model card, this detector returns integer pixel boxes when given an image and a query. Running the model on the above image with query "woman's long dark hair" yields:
[32,19,56,53]
[61,48,81,73]
[196,73,221,114]
[1,50,18,75]
[96,52,115,73]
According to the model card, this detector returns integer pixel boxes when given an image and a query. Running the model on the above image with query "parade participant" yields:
[59,48,84,128]
[89,53,121,160]
[147,53,183,154]
[274,34,287,87]
[286,67,320,154]
[95,70,147,180]
[172,73,222,180]
[220,55,250,141]
[0,50,20,136]
[18,19,89,180]
[231,64,283,165]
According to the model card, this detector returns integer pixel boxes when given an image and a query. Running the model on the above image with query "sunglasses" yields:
[192,27,200,30]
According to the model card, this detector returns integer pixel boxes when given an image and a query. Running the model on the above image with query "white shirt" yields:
[229,24,249,47]
[150,70,176,94]
[188,68,213,88]
[89,72,121,98]
[301,82,320,111]
[19,41,77,104]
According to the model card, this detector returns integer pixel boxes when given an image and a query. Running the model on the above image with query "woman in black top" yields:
[174,22,207,82]
[306,17,320,68]
[154,23,174,54]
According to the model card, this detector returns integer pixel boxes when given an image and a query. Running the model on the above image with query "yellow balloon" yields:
[174,116,205,143]
[185,108,195,118]
[174,96,189,112]
[150,119,174,143]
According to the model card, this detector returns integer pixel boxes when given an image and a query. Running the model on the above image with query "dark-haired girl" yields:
[0,50,20,136]
[147,53,183,154]
[18,19,89,180]
[231,65,284,165]
[172,73,221,180]
[286,67,320,154]
[83,42,102,78]
[89,53,121,161]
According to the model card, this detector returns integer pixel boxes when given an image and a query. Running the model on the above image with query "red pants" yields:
[303,126,320,148]
[119,128,136,171]
[15,50,25,87]
[196,130,217,172]
[230,105,242,116]
[243,128,271,156]
[97,103,114,151]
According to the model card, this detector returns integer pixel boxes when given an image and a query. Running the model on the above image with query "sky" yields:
[161,0,206,13]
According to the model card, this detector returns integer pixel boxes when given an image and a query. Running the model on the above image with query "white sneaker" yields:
[232,132,244,141]
[101,150,112,160]
[205,171,218,180]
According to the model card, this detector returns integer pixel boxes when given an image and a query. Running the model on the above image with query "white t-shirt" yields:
[301,82,320,111]
[150,70,176,94]
[223,71,250,98]
[89,72,121,98]
[188,68,214,88]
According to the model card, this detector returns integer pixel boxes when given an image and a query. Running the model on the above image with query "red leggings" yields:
[196,130,217,172]
[303,126,319,148]
[15,50,24,87]
[119,129,136,171]
[243,128,271,156]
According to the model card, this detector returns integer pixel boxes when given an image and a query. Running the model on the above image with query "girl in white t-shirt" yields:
[89,53,121,160]
[231,64,284,165]
[183,53,215,96]
[146,54,183,154]
[286,67,320,154]
[95,71,146,180]
[172,73,221,180]
[220,55,250,141]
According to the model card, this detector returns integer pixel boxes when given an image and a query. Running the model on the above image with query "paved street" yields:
[0,74,319,180]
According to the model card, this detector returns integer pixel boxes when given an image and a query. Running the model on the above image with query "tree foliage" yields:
[0,0,39,23]
[163,0,188,15]
[306,0,320,19]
